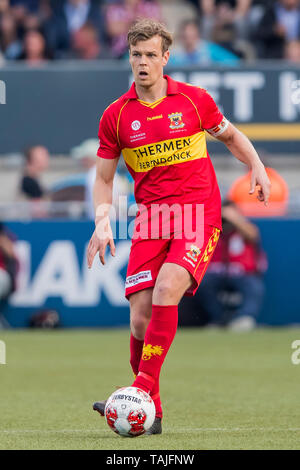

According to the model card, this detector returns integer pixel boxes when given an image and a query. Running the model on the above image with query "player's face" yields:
[31,146,49,172]
[129,36,170,88]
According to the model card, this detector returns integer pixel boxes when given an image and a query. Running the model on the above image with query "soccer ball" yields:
[104,386,155,437]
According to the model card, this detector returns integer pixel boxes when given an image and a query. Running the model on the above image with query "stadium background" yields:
[1,0,300,452]
[0,0,300,327]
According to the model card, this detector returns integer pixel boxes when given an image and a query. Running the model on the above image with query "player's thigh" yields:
[152,262,193,305]
[165,225,221,297]
[125,238,169,300]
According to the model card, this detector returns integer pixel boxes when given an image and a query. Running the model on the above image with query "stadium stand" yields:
[1,0,299,62]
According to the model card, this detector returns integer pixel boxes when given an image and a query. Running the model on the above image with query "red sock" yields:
[129,333,143,378]
[130,332,163,418]
[132,305,178,394]
[151,378,163,419]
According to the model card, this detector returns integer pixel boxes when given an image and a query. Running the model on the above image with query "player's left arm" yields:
[215,122,271,206]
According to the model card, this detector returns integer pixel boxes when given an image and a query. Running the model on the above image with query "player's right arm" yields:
[87,103,121,267]
[87,157,119,267]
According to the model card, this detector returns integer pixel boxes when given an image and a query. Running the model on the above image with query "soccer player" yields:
[88,19,270,435]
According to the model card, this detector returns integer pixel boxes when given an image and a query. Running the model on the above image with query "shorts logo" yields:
[142,344,164,361]
[183,256,195,268]
[131,120,141,131]
[168,112,185,129]
[186,244,201,263]
[125,270,152,288]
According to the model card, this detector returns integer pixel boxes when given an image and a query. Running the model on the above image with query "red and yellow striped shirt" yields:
[97,75,228,230]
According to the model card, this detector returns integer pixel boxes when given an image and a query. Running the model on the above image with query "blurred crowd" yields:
[0,0,299,65]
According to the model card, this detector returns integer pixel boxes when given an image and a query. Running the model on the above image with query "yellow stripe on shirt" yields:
[122,131,207,172]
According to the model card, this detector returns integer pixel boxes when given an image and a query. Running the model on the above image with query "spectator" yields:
[0,11,23,59]
[22,12,42,32]
[169,19,240,65]
[63,0,100,34]
[71,138,130,219]
[195,200,267,331]
[199,0,252,42]
[248,0,268,30]
[70,138,98,218]
[44,0,104,58]
[0,222,18,318]
[0,0,10,14]
[10,0,39,13]
[69,22,112,59]
[9,1,28,37]
[19,145,49,200]
[18,29,53,63]
[255,0,300,59]
[228,166,289,217]
[285,39,300,61]
[10,1,55,24]
[105,0,161,58]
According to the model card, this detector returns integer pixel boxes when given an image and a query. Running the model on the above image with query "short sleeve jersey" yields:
[21,175,44,199]
[97,75,229,230]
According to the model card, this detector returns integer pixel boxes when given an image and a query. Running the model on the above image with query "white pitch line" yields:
[0,429,107,434]
[1,427,300,434]
[172,428,300,433]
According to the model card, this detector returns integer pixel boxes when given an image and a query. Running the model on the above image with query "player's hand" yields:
[87,218,115,268]
[249,163,271,206]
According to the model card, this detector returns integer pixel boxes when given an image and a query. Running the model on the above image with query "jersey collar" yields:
[124,74,179,100]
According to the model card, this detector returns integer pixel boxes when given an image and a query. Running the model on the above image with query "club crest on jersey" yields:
[168,112,185,130]
[186,244,201,263]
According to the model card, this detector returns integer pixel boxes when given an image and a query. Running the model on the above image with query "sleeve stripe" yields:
[117,99,130,147]
[179,92,202,130]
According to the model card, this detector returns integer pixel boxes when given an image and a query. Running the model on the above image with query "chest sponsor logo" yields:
[131,120,141,131]
[123,132,207,172]
[129,132,146,143]
[168,112,185,130]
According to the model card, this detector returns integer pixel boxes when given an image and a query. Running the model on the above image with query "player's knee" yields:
[130,311,150,339]
[153,279,174,304]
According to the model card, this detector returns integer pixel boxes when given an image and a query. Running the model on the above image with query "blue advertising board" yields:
[1,63,300,154]
[2,219,300,327]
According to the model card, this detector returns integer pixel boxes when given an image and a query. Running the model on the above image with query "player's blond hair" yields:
[127,19,173,54]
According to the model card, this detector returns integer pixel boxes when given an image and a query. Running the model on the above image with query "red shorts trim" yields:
[125,225,220,299]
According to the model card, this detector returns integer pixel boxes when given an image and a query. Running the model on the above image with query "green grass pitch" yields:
[0,327,300,450]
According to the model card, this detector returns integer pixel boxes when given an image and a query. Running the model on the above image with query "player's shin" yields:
[130,333,144,377]
[132,305,178,394]
[130,332,162,417]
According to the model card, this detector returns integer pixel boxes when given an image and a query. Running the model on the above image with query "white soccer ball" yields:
[104,386,155,437]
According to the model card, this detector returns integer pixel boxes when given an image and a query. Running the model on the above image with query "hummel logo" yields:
[147,114,163,121]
